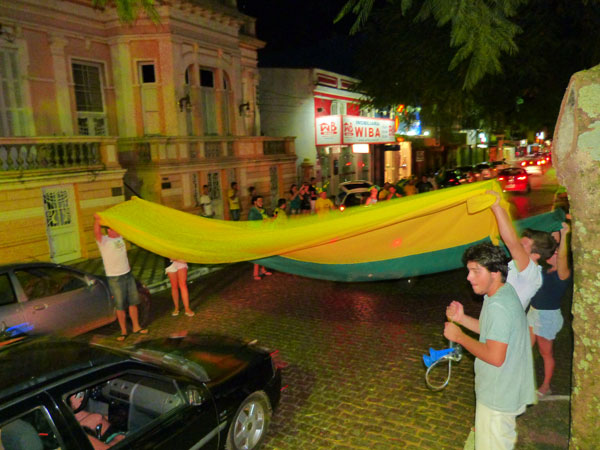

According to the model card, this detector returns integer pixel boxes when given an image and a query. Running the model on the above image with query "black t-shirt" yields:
[530,270,571,310]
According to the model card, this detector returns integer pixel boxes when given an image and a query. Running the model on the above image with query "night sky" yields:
[238,0,361,76]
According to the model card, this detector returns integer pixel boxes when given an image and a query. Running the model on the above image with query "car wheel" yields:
[226,392,272,450]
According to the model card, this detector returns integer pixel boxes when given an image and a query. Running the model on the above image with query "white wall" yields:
[258,68,316,167]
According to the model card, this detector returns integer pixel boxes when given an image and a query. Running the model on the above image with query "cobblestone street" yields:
[88,263,572,449]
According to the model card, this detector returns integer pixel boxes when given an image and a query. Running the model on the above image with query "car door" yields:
[53,363,220,450]
[126,379,221,450]
[0,391,80,450]
[0,271,29,334]
[13,265,112,335]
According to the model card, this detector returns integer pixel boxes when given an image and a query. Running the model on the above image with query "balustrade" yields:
[0,141,102,171]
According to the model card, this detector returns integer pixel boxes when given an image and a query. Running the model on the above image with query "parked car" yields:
[336,180,373,211]
[473,162,494,180]
[497,167,530,193]
[0,262,150,337]
[518,156,546,175]
[453,166,476,183]
[437,170,461,188]
[0,334,281,450]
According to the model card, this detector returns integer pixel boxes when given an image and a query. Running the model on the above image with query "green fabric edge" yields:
[253,210,566,282]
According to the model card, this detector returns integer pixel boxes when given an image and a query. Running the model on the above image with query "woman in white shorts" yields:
[165,260,194,317]
[527,222,571,397]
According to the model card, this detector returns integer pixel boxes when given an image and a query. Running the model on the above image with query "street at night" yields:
[3,0,599,447]
[79,172,571,450]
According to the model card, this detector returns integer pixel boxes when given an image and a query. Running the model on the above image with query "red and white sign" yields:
[316,115,395,146]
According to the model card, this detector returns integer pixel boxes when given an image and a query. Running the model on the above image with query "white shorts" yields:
[165,260,188,274]
[527,307,563,340]
[475,401,525,450]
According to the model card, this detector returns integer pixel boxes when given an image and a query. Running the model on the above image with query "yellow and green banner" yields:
[97,180,564,282]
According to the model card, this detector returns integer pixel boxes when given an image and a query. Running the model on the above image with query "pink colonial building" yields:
[0,0,296,264]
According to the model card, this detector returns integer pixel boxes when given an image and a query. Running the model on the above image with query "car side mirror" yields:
[187,389,204,406]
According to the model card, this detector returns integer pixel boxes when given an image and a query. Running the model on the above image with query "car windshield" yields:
[339,181,372,192]
[127,348,210,382]
[499,168,525,176]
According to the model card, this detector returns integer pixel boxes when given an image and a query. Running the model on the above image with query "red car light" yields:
[517,175,527,180]
[520,161,527,167]
[340,205,345,211]
[498,176,505,181]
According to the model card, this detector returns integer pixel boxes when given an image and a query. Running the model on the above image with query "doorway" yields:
[42,185,81,263]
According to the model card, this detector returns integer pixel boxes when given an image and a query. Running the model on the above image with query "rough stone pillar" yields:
[553,63,600,449]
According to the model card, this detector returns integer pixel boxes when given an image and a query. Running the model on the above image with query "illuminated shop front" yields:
[315,115,399,193]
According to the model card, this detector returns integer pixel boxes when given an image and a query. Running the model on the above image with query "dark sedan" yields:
[0,334,281,450]
[0,263,150,337]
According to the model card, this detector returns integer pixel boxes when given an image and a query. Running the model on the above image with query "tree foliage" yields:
[338,0,600,91]
[352,0,600,134]
[92,0,159,23]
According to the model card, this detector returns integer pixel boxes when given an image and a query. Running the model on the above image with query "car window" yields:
[63,372,185,449]
[0,274,17,306]
[0,406,64,450]
[15,267,87,301]
[500,168,524,176]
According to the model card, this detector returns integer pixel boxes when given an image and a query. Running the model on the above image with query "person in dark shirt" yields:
[416,175,434,193]
[527,222,571,397]
[248,195,272,280]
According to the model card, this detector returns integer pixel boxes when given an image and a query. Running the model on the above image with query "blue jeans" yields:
[230,209,241,221]
[107,272,140,311]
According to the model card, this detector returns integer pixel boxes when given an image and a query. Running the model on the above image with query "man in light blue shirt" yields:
[445,243,535,449]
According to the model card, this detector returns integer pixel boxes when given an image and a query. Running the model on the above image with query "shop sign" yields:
[315,115,342,146]
[316,115,395,146]
[416,150,425,162]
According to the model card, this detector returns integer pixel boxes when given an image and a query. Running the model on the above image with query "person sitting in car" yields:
[68,393,124,450]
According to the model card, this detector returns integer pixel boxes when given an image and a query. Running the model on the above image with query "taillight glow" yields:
[340,205,345,211]
[520,161,526,167]
[517,176,527,180]
[498,176,505,181]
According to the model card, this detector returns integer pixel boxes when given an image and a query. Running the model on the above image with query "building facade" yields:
[0,0,296,264]
[259,68,417,192]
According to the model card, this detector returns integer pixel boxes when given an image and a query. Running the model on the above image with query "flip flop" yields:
[171,310,180,316]
[262,271,273,276]
[116,334,128,342]
[253,276,262,281]
[133,328,149,335]
[184,311,195,317]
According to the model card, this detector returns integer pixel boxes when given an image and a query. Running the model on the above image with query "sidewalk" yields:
[72,244,224,294]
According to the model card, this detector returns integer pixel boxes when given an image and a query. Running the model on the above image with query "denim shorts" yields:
[527,306,563,340]
[107,272,140,311]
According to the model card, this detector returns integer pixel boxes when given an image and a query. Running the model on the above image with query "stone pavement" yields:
[82,257,572,449]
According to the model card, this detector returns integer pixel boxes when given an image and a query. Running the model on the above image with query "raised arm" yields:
[487,190,530,272]
[556,222,571,280]
[93,213,103,243]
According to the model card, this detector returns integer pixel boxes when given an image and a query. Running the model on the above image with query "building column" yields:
[49,34,73,135]
[109,38,136,136]
[158,38,179,136]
